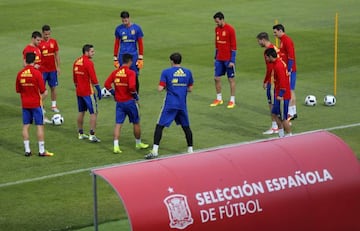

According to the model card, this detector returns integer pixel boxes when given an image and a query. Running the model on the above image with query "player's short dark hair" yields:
[256,32,269,40]
[213,12,224,20]
[42,25,51,32]
[122,53,133,64]
[82,44,94,54]
[273,24,285,32]
[265,48,277,58]
[25,52,36,64]
[120,11,130,18]
[170,52,182,64]
[31,31,42,39]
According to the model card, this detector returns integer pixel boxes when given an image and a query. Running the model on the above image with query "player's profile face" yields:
[257,39,265,47]
[273,29,281,38]
[33,37,42,46]
[214,18,223,27]
[87,48,95,58]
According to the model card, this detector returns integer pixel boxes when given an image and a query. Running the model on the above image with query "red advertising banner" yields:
[92,131,360,231]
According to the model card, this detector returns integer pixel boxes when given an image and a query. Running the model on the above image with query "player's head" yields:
[273,24,285,38]
[170,52,182,65]
[213,12,225,27]
[42,25,51,41]
[122,53,133,65]
[31,31,42,47]
[120,11,131,26]
[82,44,95,58]
[25,52,36,65]
[256,32,270,47]
[264,48,277,62]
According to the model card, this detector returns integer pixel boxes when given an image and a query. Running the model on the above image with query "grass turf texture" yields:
[0,0,359,230]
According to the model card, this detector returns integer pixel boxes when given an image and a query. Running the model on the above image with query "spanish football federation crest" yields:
[164,194,194,229]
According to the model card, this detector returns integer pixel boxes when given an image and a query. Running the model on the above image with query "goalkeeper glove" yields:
[113,57,120,68]
[95,85,102,100]
[136,56,144,69]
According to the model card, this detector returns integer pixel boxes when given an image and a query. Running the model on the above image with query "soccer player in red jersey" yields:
[265,48,292,137]
[113,11,144,92]
[104,53,148,154]
[16,52,54,157]
[273,24,297,120]
[73,44,102,142]
[256,32,279,135]
[39,25,61,113]
[22,31,42,70]
[210,12,237,109]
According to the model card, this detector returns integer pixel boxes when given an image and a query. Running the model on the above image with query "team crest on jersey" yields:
[164,194,194,230]
[50,43,54,48]
[131,29,135,35]
[222,31,226,36]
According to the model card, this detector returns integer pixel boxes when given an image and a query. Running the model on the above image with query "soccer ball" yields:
[51,114,64,125]
[304,95,317,106]
[324,95,336,106]
[101,87,112,98]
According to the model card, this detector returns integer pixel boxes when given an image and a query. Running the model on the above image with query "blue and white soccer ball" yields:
[51,114,64,126]
[101,87,112,98]
[324,95,336,106]
[304,95,317,106]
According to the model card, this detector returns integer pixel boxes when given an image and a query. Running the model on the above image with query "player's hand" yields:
[263,83,268,89]
[113,57,120,68]
[34,64,40,69]
[136,59,144,69]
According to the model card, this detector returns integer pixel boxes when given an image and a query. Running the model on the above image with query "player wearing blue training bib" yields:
[145,52,194,159]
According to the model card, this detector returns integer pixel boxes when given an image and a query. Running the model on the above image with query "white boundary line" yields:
[1,122,359,188]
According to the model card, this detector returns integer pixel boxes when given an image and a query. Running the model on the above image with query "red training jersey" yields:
[23,45,42,68]
[263,44,280,84]
[16,65,45,108]
[104,66,137,102]
[73,55,99,97]
[279,34,296,71]
[39,38,59,72]
[272,58,291,100]
[215,23,237,61]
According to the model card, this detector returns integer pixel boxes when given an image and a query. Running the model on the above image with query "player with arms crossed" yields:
[264,48,292,137]
[273,24,297,120]
[113,11,144,93]
[256,32,279,135]
[104,53,149,154]
[73,44,102,142]
[210,11,237,109]
[145,52,194,159]
[39,25,61,113]
[16,52,54,157]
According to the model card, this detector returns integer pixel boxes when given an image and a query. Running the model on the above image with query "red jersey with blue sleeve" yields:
[23,45,42,68]
[73,55,99,97]
[273,58,291,100]
[279,34,296,72]
[159,67,194,110]
[39,38,59,72]
[263,44,280,84]
[215,23,237,61]
[104,66,137,102]
[16,65,45,108]
[114,23,144,58]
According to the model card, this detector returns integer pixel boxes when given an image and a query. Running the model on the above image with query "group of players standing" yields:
[15,11,296,159]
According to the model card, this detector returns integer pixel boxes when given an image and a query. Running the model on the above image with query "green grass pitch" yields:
[0,0,359,230]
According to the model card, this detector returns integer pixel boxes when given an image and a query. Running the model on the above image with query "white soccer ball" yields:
[304,95,317,106]
[324,95,336,106]
[101,87,112,98]
[51,114,64,125]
